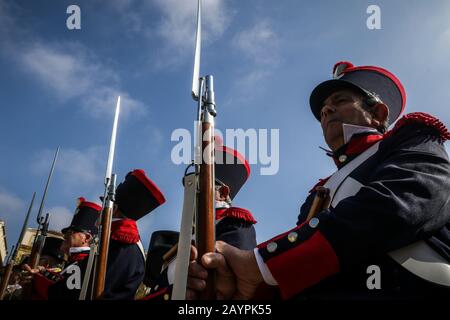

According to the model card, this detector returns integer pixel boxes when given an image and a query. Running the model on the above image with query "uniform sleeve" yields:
[143,217,258,299]
[216,218,257,250]
[104,241,145,300]
[47,260,87,300]
[258,134,450,299]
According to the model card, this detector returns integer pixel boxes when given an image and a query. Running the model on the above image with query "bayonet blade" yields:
[191,0,202,101]
[36,147,59,223]
[105,96,121,184]
[14,192,36,260]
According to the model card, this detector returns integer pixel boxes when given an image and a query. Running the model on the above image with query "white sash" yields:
[136,240,146,261]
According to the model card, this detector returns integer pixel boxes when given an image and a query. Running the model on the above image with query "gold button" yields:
[288,232,298,243]
[339,155,347,163]
[163,293,170,300]
[267,242,278,253]
[309,217,320,228]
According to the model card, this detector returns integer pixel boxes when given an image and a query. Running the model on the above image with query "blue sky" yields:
[1,0,449,260]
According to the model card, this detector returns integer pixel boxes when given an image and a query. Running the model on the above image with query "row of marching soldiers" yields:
[0,139,256,300]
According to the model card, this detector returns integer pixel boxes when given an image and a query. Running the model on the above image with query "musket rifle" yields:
[29,147,59,269]
[90,96,121,300]
[0,192,36,300]
[172,0,217,300]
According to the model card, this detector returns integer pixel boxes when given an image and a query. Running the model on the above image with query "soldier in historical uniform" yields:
[104,169,166,300]
[28,198,102,300]
[186,61,450,299]
[37,237,65,272]
[141,141,257,300]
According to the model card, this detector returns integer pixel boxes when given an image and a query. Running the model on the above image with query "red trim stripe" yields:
[345,65,406,117]
[385,112,450,141]
[139,287,169,300]
[79,201,102,212]
[131,169,166,205]
[216,145,251,179]
[265,230,340,299]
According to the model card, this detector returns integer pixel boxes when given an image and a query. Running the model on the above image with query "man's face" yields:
[215,185,230,202]
[60,230,91,254]
[320,89,374,151]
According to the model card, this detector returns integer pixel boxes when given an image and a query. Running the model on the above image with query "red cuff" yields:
[139,287,169,301]
[263,230,339,299]
[32,273,55,300]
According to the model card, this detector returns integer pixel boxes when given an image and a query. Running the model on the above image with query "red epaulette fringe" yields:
[217,207,257,224]
[385,112,450,141]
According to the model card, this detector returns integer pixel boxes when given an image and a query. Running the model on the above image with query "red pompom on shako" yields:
[62,197,102,235]
[115,169,166,221]
[309,61,406,126]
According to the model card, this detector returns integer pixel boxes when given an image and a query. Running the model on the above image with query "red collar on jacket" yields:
[331,132,384,168]
[111,219,140,244]
[310,112,450,193]
[69,251,89,262]
[216,207,257,224]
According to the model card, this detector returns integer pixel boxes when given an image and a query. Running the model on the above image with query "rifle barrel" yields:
[0,262,14,300]
[0,192,36,300]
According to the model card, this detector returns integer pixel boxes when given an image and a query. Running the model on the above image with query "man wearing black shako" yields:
[186,61,450,300]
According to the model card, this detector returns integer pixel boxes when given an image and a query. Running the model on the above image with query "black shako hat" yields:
[214,136,250,200]
[148,230,179,253]
[61,197,102,235]
[41,236,65,261]
[144,230,179,285]
[115,169,166,221]
[309,61,406,126]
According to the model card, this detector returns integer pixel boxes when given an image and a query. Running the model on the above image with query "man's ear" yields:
[218,185,230,199]
[84,233,92,243]
[370,103,389,127]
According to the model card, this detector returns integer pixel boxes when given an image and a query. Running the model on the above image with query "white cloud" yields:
[154,0,229,49]
[151,0,231,67]
[18,42,145,118]
[21,44,90,98]
[0,0,17,39]
[47,206,73,231]
[226,21,280,104]
[233,21,279,65]
[0,188,28,245]
[31,147,105,199]
[0,0,146,119]
[0,189,25,219]
[82,86,147,119]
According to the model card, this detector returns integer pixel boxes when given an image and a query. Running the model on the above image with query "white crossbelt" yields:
[323,142,450,287]
[136,240,146,261]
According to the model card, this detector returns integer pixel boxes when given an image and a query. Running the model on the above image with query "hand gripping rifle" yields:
[0,192,36,300]
[172,0,217,300]
[29,147,59,269]
[84,96,120,300]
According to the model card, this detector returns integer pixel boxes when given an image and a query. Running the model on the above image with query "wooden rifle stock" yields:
[197,121,216,300]
[29,232,46,269]
[1,192,36,299]
[306,186,331,221]
[29,216,49,269]
[0,262,14,300]
[28,239,42,269]
[93,205,113,299]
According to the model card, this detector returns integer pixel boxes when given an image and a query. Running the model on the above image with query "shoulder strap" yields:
[323,141,380,195]
[323,141,450,287]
